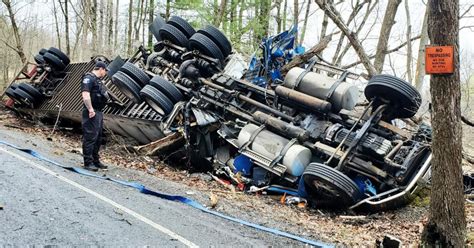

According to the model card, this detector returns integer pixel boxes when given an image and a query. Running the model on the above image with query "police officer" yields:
[81,61,109,171]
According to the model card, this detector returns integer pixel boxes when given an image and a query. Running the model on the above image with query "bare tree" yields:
[293,0,299,44]
[114,0,119,51]
[52,0,62,50]
[106,0,113,49]
[282,0,288,30]
[414,3,430,90]
[214,0,228,27]
[373,0,402,73]
[59,0,71,56]
[91,0,98,53]
[299,0,311,45]
[1,0,27,64]
[314,0,376,77]
[99,0,105,49]
[147,0,154,48]
[404,0,412,82]
[421,0,466,246]
[127,0,133,55]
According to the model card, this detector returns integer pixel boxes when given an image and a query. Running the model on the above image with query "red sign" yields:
[425,46,454,74]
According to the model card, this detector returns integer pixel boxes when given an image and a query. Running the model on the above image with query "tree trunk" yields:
[141,0,148,43]
[293,0,298,45]
[421,0,466,247]
[114,0,119,51]
[59,0,71,56]
[214,0,228,28]
[276,0,282,33]
[299,0,311,45]
[91,0,98,54]
[52,0,62,50]
[282,0,287,30]
[404,0,412,82]
[107,0,113,49]
[414,3,429,90]
[258,0,271,39]
[165,0,171,20]
[82,0,90,58]
[148,0,154,48]
[127,0,133,55]
[230,0,237,41]
[373,0,402,73]
[1,0,27,64]
[99,0,104,49]
[133,0,144,42]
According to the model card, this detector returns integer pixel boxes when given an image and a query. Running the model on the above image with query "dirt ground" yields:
[1,109,473,246]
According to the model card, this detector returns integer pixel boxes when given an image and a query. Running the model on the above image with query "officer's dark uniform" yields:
[81,72,108,167]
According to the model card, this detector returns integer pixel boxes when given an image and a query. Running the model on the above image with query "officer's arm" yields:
[82,91,94,112]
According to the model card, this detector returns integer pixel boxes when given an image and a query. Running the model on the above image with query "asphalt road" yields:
[0,126,314,247]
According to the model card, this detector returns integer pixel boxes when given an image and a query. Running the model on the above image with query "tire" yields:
[364,75,421,119]
[159,24,189,48]
[107,55,125,78]
[168,16,196,39]
[112,71,142,104]
[39,48,48,55]
[13,88,36,107]
[5,88,18,102]
[140,84,174,116]
[189,33,224,61]
[303,163,363,208]
[119,62,150,87]
[48,47,70,65]
[34,55,45,64]
[198,25,232,57]
[149,15,166,41]
[43,52,66,71]
[18,82,43,100]
[149,75,183,103]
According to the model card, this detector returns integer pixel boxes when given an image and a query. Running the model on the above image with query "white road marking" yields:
[0,146,199,248]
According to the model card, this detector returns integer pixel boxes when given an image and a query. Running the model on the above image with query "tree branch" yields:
[462,115,474,127]
[342,35,421,69]
[314,0,377,77]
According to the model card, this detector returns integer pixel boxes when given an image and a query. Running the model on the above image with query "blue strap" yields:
[0,140,333,248]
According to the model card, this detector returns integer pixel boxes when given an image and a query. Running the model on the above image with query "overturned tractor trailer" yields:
[1,16,432,211]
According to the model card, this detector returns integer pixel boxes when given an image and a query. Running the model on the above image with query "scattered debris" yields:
[209,192,218,208]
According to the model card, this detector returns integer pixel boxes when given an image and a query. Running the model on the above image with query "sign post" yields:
[425,46,454,74]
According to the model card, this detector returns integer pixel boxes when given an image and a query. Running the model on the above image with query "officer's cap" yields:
[94,61,108,71]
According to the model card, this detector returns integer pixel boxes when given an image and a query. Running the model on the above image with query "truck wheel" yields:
[159,24,189,48]
[13,88,36,107]
[149,75,183,103]
[18,83,43,101]
[149,15,166,42]
[112,71,142,104]
[198,25,232,57]
[303,163,363,208]
[39,48,48,55]
[189,33,224,62]
[48,47,70,65]
[168,16,196,39]
[140,85,174,115]
[364,75,421,119]
[120,62,150,87]
[34,55,45,64]
[43,52,66,71]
